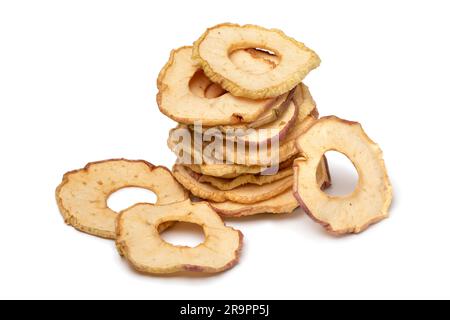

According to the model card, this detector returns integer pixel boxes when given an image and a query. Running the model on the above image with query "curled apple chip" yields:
[187,162,268,179]
[210,189,298,218]
[55,159,188,239]
[293,117,393,235]
[209,156,331,217]
[116,200,243,274]
[157,46,277,126]
[245,48,281,67]
[193,23,321,99]
[199,167,293,191]
[173,165,292,204]
[186,155,297,179]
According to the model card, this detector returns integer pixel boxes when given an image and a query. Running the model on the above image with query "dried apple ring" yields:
[193,23,321,99]
[157,46,277,126]
[116,200,243,274]
[293,117,393,234]
[55,159,188,239]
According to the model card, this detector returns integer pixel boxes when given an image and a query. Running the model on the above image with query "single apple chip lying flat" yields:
[55,159,188,239]
[293,117,393,235]
[116,200,243,274]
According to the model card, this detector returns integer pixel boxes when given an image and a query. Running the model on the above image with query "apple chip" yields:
[210,189,298,218]
[173,165,293,204]
[204,83,226,99]
[190,91,291,134]
[245,48,281,66]
[186,155,297,179]
[209,156,331,217]
[169,115,316,167]
[189,69,213,98]
[157,46,277,126]
[199,167,294,191]
[229,48,278,74]
[193,23,321,99]
[55,159,188,239]
[187,162,268,179]
[225,92,299,146]
[116,200,243,274]
[167,85,318,167]
[293,117,393,234]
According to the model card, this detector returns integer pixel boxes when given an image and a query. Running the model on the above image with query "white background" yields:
[0,0,449,300]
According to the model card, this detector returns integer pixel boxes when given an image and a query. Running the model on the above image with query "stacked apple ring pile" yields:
[160,24,330,218]
[55,24,393,276]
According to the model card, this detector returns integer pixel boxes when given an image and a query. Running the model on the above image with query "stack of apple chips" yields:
[157,35,327,217]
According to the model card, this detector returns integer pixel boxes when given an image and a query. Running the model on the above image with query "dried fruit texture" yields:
[316,156,332,190]
[225,94,299,146]
[189,48,277,101]
[169,115,316,167]
[190,83,314,136]
[173,165,293,204]
[210,157,331,218]
[186,155,297,179]
[204,83,226,99]
[55,159,188,239]
[213,114,318,166]
[193,23,321,99]
[199,167,293,191]
[167,84,318,167]
[246,48,280,65]
[189,70,213,98]
[209,156,331,217]
[157,46,277,126]
[247,89,295,129]
[190,91,290,134]
[116,200,243,274]
[293,117,393,235]
[210,189,298,218]
[187,162,267,179]
[229,48,278,74]
[294,83,317,121]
